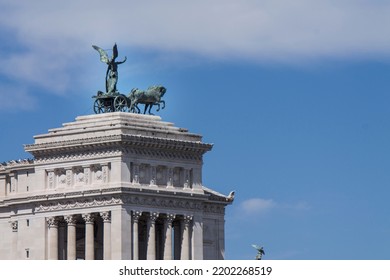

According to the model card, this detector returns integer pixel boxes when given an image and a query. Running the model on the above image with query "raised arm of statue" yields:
[117,56,127,64]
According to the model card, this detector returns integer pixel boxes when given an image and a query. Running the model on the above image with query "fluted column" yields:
[100,211,111,260]
[163,214,175,260]
[82,213,95,260]
[132,211,142,260]
[146,212,159,260]
[65,215,77,260]
[47,217,59,260]
[181,215,192,260]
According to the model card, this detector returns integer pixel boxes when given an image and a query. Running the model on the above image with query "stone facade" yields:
[0,112,232,260]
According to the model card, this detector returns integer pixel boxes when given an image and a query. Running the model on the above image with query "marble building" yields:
[0,112,233,260]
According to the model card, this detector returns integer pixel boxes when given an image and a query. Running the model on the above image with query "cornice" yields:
[25,134,213,157]
[0,159,34,172]
[0,187,229,214]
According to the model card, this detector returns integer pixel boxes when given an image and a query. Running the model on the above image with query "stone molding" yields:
[25,134,212,159]
[0,159,34,171]
[35,197,122,212]
[203,204,225,214]
[33,149,122,164]
[33,193,224,213]
[32,147,205,164]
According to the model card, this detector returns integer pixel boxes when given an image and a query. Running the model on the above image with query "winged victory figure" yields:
[252,244,265,260]
[92,43,127,94]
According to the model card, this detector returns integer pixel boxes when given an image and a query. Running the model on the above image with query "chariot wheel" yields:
[114,95,128,112]
[93,99,104,114]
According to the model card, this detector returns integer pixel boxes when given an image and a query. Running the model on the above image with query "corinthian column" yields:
[82,213,95,260]
[65,215,77,260]
[181,215,193,260]
[47,217,59,260]
[100,211,111,260]
[146,212,159,260]
[163,214,175,260]
[132,211,142,260]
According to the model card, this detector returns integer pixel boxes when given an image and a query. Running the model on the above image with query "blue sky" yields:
[1,0,390,259]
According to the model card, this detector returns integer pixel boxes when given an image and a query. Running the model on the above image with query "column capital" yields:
[183,215,193,226]
[165,213,176,225]
[100,211,111,222]
[47,217,59,228]
[64,215,77,225]
[149,212,159,223]
[82,213,95,224]
[132,210,142,222]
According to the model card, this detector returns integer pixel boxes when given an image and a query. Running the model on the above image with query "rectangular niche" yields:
[138,164,150,185]
[156,165,166,186]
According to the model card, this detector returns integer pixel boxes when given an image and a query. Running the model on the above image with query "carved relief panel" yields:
[73,166,84,186]
[129,161,193,189]
[91,164,110,185]
[56,169,66,188]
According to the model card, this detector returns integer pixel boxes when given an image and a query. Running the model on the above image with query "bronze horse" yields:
[128,85,166,114]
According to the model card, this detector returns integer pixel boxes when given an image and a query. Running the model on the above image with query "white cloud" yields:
[1,0,390,98]
[241,198,277,214]
[241,197,310,215]
[2,0,390,59]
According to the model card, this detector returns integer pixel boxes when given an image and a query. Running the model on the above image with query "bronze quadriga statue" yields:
[92,43,166,115]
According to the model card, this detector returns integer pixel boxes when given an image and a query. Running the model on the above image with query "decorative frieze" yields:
[35,197,123,212]
[34,194,205,213]
[203,204,225,214]
[32,148,122,164]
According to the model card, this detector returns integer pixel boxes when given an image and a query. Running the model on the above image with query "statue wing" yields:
[112,43,118,60]
[92,45,110,64]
